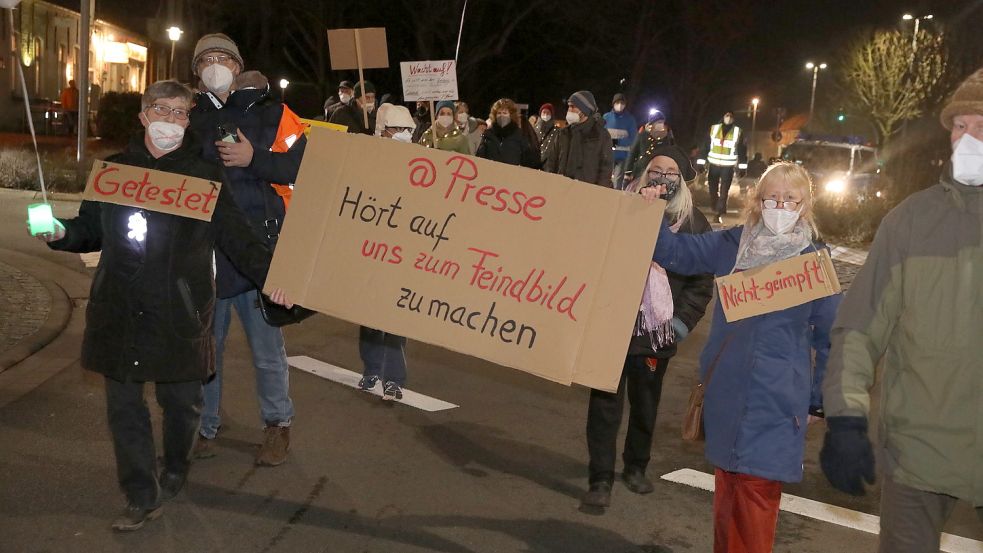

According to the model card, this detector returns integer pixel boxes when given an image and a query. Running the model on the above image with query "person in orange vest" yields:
[60,79,80,134]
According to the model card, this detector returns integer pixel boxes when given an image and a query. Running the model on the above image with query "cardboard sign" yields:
[327,28,389,70]
[400,60,458,102]
[300,118,348,136]
[715,250,841,322]
[264,129,665,392]
[83,161,221,222]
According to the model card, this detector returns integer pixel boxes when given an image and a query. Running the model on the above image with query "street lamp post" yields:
[750,97,759,156]
[902,13,933,56]
[166,26,182,79]
[279,78,289,103]
[805,61,827,124]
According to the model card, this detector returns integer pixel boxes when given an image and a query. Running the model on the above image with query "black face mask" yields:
[653,175,682,200]
[416,106,428,117]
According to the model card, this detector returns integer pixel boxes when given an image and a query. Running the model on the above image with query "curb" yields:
[0,277,72,372]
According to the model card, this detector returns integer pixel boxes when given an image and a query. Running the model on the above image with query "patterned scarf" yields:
[733,219,813,271]
[634,220,682,350]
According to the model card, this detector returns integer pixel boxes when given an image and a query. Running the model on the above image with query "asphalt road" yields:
[0,189,979,553]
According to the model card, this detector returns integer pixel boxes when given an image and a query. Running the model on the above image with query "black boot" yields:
[622,468,655,494]
[581,481,612,507]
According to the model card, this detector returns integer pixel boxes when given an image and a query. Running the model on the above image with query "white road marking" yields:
[829,245,868,266]
[287,355,458,412]
[660,468,983,553]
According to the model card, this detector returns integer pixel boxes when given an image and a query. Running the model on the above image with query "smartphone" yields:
[218,123,239,143]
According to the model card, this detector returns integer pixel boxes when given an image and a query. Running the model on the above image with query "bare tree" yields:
[840,29,947,145]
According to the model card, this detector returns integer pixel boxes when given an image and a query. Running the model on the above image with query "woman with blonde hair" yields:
[476,98,539,167]
[582,145,714,509]
[643,162,842,553]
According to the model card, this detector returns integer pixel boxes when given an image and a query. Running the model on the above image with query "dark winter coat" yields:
[48,136,273,383]
[628,128,676,178]
[189,88,307,299]
[329,102,376,135]
[654,225,841,482]
[476,122,539,168]
[543,114,614,187]
[627,207,714,359]
[538,120,559,165]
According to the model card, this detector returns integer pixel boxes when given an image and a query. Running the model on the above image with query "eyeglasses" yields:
[201,54,233,66]
[146,104,189,120]
[386,127,413,133]
[762,198,801,211]
[647,170,681,181]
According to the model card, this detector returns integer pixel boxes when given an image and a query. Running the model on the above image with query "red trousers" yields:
[713,468,783,553]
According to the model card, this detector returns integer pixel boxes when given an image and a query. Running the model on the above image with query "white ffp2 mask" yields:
[952,133,983,186]
[201,64,234,94]
[147,121,185,151]
[762,208,800,235]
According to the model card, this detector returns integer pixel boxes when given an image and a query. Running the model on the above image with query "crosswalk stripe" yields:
[288,355,458,412]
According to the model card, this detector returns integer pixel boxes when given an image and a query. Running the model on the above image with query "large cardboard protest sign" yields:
[715,250,841,322]
[400,60,458,102]
[265,130,664,392]
[83,161,221,222]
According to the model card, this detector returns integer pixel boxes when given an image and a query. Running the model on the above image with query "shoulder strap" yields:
[702,335,733,386]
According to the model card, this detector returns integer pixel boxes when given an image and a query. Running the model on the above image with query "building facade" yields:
[0,0,148,132]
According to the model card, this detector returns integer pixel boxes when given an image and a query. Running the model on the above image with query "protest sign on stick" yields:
[265,129,664,392]
[327,27,389,130]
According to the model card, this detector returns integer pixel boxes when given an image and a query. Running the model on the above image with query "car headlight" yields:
[824,179,847,194]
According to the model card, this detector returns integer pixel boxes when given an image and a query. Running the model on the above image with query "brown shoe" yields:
[192,435,216,459]
[255,426,290,466]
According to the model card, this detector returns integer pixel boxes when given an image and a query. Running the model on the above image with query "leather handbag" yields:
[681,337,731,442]
[257,294,316,327]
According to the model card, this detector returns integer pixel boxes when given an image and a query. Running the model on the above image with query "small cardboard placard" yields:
[83,160,221,222]
[264,129,665,392]
[400,60,458,102]
[327,28,389,70]
[715,250,841,322]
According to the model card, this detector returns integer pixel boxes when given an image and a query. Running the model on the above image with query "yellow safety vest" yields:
[707,124,740,167]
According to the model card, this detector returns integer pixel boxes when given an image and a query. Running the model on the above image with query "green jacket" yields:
[824,169,983,506]
[418,124,472,155]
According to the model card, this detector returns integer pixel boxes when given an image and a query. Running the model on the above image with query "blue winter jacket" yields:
[602,110,638,162]
[654,224,841,483]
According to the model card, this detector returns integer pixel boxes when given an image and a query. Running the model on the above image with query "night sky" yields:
[89,0,983,146]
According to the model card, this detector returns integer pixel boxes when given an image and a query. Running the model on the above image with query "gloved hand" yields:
[820,416,876,496]
[670,317,689,342]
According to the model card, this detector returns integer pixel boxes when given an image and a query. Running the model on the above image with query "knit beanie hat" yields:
[940,68,983,130]
[612,93,626,105]
[192,33,243,74]
[338,80,354,91]
[568,91,598,116]
[435,100,456,114]
[539,103,554,115]
[354,80,376,98]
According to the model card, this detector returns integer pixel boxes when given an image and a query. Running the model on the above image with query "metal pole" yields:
[912,17,920,55]
[750,104,758,156]
[169,41,176,79]
[77,0,90,165]
[808,67,818,123]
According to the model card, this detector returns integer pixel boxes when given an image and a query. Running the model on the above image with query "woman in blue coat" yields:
[643,162,841,553]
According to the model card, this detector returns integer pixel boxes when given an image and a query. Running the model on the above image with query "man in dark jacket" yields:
[36,80,282,531]
[582,144,714,508]
[329,80,376,135]
[322,80,354,120]
[544,90,614,187]
[188,33,307,466]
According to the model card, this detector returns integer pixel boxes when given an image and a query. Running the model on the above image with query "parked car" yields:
[781,138,885,200]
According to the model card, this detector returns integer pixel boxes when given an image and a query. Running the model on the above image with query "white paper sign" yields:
[400,60,459,102]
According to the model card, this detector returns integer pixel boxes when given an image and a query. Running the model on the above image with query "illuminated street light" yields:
[901,13,934,54]
[805,61,828,123]
[166,26,182,78]
[279,78,289,102]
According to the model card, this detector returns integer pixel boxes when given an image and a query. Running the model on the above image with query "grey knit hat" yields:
[568,90,598,116]
[192,33,244,75]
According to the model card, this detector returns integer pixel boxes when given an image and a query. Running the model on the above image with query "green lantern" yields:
[27,203,55,236]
